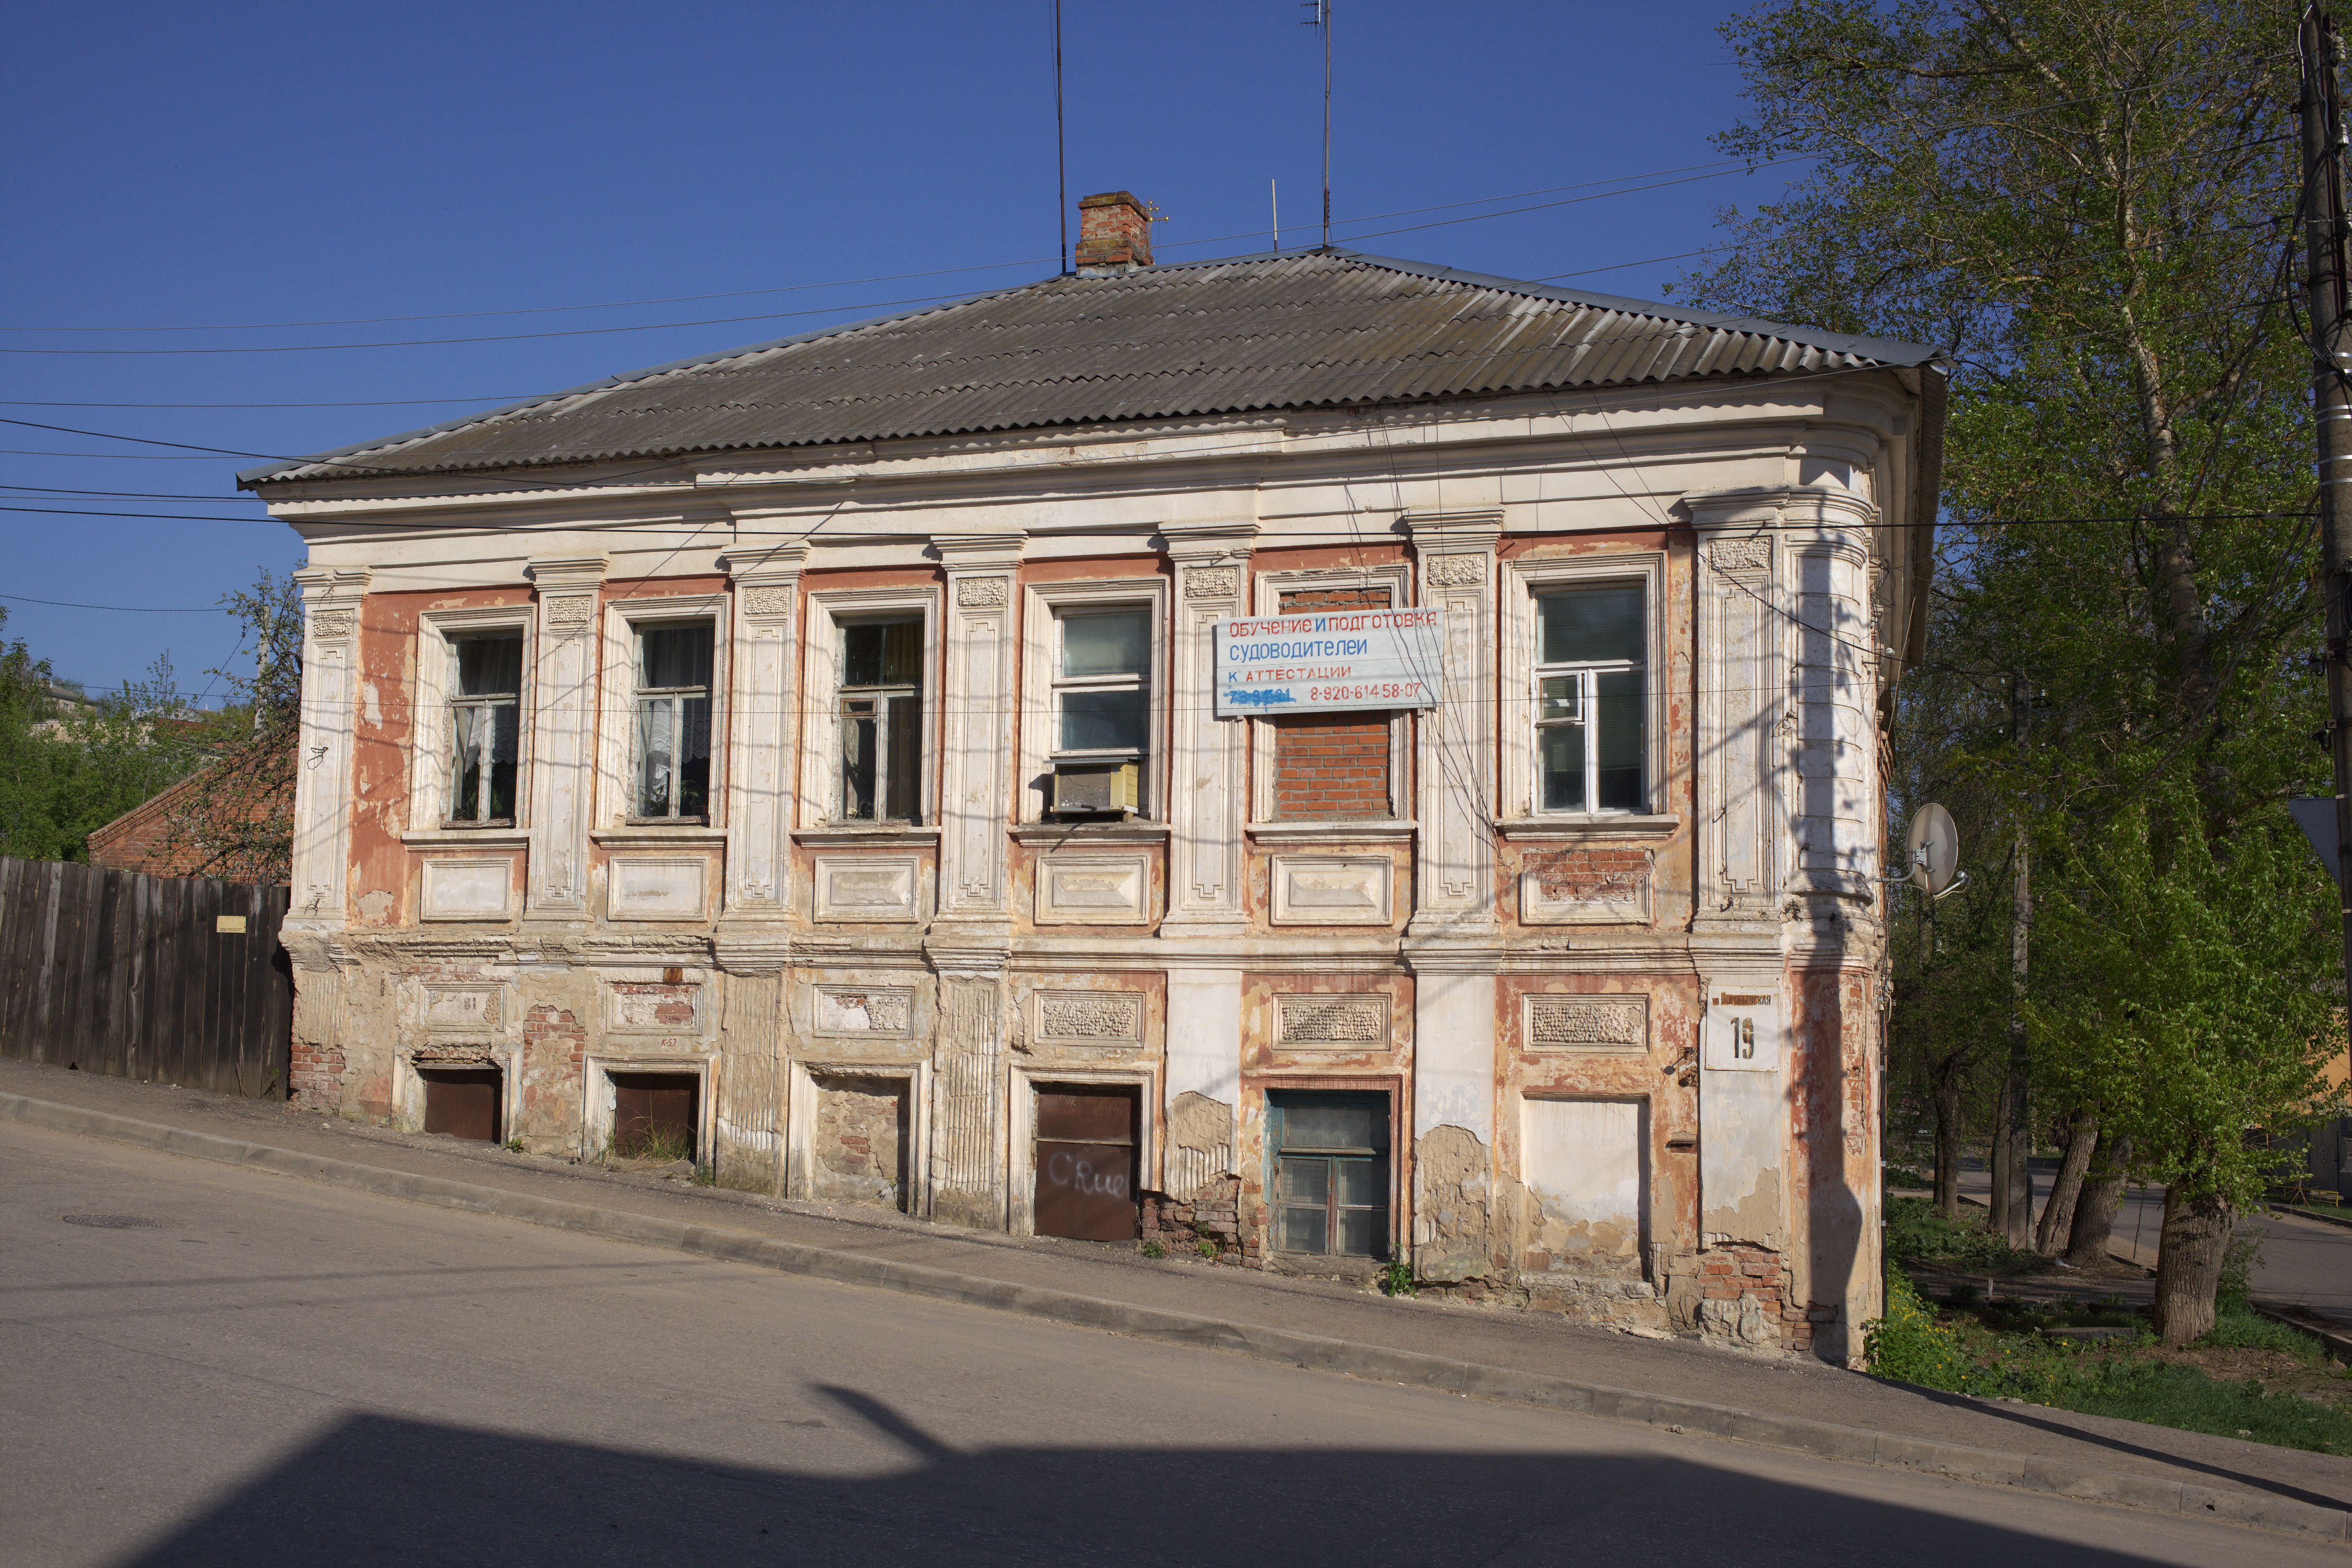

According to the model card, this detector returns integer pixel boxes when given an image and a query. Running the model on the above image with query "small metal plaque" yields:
[215,915,247,935]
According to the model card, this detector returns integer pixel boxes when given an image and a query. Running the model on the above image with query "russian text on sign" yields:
[1213,608,1445,716]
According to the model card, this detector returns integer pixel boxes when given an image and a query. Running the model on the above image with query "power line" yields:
[0,591,222,613]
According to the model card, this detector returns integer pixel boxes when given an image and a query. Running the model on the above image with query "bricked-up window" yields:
[1053,607,1152,813]
[446,634,522,825]
[1534,585,1644,813]
[1271,586,1393,820]
[631,622,713,820]
[1270,1090,1390,1257]
[836,616,922,822]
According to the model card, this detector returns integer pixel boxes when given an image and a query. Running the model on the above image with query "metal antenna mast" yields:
[1305,0,1331,248]
[1055,0,1068,274]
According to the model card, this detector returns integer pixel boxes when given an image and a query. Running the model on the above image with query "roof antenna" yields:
[1302,1,1331,248]
[1054,0,1069,274]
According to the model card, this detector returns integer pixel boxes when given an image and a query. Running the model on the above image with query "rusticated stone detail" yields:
[1274,995,1386,1046]
[309,610,356,640]
[1035,991,1142,1041]
[1184,565,1238,599]
[739,584,794,618]
[1425,554,1485,586]
[955,576,1008,609]
[543,594,596,629]
[1527,997,1647,1050]
[1710,536,1771,573]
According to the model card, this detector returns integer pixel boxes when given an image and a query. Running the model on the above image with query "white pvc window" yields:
[1052,607,1151,811]
[1533,585,1644,813]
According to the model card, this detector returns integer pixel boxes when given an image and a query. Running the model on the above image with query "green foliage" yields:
[1866,1263,2352,1452]
[1865,1266,1975,1387]
[1380,1252,1417,1298]
[1139,1241,1166,1260]
[1882,1164,1931,1189]
[2201,1298,2323,1363]
[1196,1239,1221,1259]
[0,606,205,862]
[2032,801,2341,1214]
[1883,1196,2036,1270]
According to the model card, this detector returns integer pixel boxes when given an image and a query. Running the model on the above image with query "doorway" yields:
[609,1071,699,1160]
[1032,1085,1139,1241]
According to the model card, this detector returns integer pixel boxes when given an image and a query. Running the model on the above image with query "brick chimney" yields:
[1075,191,1152,275]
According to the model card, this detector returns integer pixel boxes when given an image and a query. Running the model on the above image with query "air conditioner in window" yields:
[1051,759,1139,816]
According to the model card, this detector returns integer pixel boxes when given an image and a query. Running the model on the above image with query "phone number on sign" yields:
[1309,681,1426,703]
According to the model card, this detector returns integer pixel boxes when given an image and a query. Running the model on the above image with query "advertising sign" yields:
[1214,607,1445,716]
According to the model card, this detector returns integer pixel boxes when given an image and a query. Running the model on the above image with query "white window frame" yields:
[799,586,940,831]
[1502,552,1666,821]
[1246,564,1414,827]
[409,606,535,834]
[1019,576,1169,822]
[596,594,730,831]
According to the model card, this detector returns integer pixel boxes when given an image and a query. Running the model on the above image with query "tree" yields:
[1693,0,2336,1328]
[2033,799,2338,1341]
[0,606,203,863]
[151,571,304,884]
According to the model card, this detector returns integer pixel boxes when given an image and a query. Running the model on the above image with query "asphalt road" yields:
[0,1123,2333,1568]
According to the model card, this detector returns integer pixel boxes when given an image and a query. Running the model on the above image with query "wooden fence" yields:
[0,856,292,1098]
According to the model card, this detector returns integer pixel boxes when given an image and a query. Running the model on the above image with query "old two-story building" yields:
[244,194,1942,1362]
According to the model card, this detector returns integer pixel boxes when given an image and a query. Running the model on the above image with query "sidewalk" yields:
[5,1056,2350,1537]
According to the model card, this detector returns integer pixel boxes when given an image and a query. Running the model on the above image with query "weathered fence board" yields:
[0,856,291,1099]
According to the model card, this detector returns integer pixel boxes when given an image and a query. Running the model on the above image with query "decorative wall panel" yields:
[1034,852,1151,925]
[812,855,921,923]
[1269,854,1392,926]
[419,857,514,921]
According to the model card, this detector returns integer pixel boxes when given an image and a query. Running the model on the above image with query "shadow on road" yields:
[115,1396,2188,1567]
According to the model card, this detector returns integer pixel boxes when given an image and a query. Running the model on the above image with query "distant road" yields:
[1954,1163,2352,1324]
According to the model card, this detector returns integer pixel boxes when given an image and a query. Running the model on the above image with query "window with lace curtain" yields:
[445,635,522,826]
[631,622,713,821]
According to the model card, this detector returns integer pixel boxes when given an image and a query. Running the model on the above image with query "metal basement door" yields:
[1033,1086,1139,1241]
[421,1067,500,1143]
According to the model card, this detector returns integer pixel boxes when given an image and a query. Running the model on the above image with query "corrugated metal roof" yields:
[240,250,1943,487]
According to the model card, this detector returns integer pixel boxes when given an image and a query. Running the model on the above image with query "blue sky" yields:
[2,1,1804,699]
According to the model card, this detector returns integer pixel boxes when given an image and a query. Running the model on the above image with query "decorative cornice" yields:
[525,554,609,592]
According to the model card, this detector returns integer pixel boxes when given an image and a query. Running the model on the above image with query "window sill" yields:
[1011,820,1171,844]
[593,826,726,847]
[402,828,529,848]
[1247,820,1415,844]
[794,825,941,845]
[1493,814,1680,840]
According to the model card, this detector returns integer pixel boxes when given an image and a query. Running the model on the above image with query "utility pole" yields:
[2300,5,2352,1089]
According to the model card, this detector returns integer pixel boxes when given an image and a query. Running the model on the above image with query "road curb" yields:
[6,1090,2345,1545]
[2272,1202,2352,1234]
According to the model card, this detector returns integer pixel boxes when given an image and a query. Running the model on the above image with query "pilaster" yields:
[1404,511,1501,934]
[1686,492,1786,931]
[719,539,808,919]
[287,566,368,930]
[925,936,1011,1229]
[933,532,1023,924]
[523,554,608,919]
[1161,521,1256,933]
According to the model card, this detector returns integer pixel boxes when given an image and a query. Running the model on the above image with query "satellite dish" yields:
[1904,803,1964,897]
